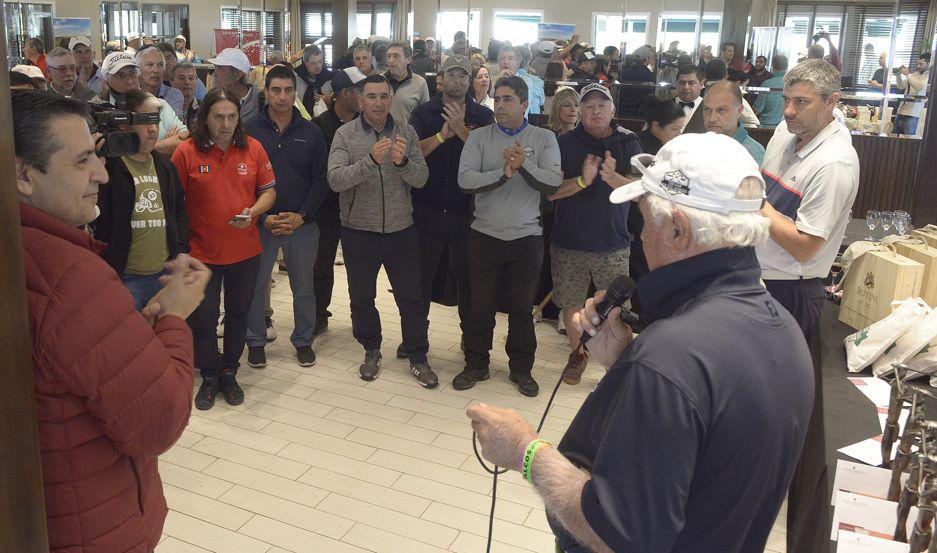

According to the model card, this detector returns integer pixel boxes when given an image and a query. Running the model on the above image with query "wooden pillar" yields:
[333,0,358,62]
[910,61,937,226]
[0,14,50,553]
[720,0,751,58]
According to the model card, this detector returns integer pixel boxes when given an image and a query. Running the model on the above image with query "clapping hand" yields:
[581,154,601,188]
[371,137,393,164]
[442,102,467,135]
[502,140,525,178]
[391,136,408,165]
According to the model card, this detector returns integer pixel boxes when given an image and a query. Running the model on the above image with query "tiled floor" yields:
[154,250,786,553]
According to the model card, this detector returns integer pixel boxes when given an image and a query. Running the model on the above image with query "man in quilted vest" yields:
[13,90,210,553]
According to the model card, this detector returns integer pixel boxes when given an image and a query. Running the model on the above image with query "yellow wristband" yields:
[435,132,445,144]
[576,176,587,189]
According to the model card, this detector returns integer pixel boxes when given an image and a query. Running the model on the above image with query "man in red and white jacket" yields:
[13,90,210,553]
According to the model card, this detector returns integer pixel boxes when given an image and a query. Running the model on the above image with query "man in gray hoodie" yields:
[327,74,436,388]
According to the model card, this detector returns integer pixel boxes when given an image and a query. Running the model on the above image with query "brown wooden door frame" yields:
[0,13,51,553]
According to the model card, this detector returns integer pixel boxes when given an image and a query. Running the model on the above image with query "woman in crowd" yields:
[629,97,687,310]
[542,61,568,114]
[471,65,494,110]
[639,97,686,155]
[547,86,579,136]
[470,53,486,74]
[94,89,189,310]
[171,87,277,410]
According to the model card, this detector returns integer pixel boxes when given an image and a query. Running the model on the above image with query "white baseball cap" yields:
[127,32,142,41]
[424,36,436,43]
[68,36,92,50]
[578,83,614,103]
[609,133,765,214]
[101,51,139,76]
[539,41,556,55]
[207,48,252,74]
[174,35,186,42]
[11,64,46,81]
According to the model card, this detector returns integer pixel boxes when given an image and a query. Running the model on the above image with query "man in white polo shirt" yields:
[756,58,859,553]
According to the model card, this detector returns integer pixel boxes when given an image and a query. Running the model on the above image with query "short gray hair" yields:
[47,47,72,60]
[785,59,840,98]
[644,176,770,249]
[302,44,323,62]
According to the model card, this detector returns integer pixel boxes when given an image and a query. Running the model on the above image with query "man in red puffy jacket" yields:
[13,90,210,553]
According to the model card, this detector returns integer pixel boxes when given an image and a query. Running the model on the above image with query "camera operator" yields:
[894,53,931,136]
[14,89,209,553]
[92,89,190,310]
[468,132,813,553]
[100,51,189,155]
[808,31,842,72]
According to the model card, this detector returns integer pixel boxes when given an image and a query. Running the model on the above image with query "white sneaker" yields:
[557,309,566,335]
[216,312,225,337]
[266,319,277,342]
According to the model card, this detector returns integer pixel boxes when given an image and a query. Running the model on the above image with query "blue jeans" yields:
[247,222,320,348]
[894,114,919,135]
[122,270,165,311]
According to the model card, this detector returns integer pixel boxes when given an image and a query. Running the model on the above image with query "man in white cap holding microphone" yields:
[467,132,813,553]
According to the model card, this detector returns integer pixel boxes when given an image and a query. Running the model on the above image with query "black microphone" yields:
[580,274,637,348]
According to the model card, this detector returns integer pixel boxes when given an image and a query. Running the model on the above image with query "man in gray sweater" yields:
[327,74,436,388]
[456,76,563,396]
[385,41,430,125]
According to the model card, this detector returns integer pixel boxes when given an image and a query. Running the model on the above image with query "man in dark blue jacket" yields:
[244,65,330,368]
[407,55,493,356]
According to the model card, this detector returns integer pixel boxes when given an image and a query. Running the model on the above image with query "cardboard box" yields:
[839,249,924,330]
[893,241,937,306]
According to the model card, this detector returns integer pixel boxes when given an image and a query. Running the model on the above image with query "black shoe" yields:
[410,361,439,388]
[266,318,277,342]
[509,372,540,397]
[452,368,490,391]
[195,377,219,410]
[218,371,245,406]
[296,345,317,367]
[359,350,382,381]
[313,317,329,337]
[247,346,267,368]
[396,343,408,359]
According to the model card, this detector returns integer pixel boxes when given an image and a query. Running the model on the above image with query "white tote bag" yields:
[845,297,930,373]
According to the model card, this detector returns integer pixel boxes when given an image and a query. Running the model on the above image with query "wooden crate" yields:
[912,229,937,248]
[839,249,925,330]
[894,241,937,307]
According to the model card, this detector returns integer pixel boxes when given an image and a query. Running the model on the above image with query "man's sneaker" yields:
[247,346,267,368]
[410,361,439,388]
[509,372,540,397]
[557,309,566,335]
[195,377,219,411]
[561,348,589,386]
[218,371,245,406]
[216,312,225,338]
[359,350,382,381]
[296,346,317,367]
[313,317,329,337]
[266,318,277,341]
[452,368,490,391]
[396,343,407,359]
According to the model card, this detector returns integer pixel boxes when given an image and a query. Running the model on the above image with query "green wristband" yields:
[522,439,550,484]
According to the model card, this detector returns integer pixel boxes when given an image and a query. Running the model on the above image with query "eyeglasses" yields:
[48,64,78,73]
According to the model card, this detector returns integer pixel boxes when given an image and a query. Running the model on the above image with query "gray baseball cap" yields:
[440,55,471,75]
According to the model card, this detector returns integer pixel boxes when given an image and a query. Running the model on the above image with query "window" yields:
[436,9,481,49]
[301,2,333,65]
[102,3,188,47]
[658,13,722,55]
[493,10,543,45]
[4,2,53,65]
[221,7,284,61]
[797,0,934,86]
[592,13,648,54]
[357,2,394,39]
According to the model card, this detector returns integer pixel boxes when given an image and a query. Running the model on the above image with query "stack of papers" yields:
[831,491,915,542]
[838,530,910,552]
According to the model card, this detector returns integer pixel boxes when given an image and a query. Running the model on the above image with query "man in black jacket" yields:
[243,65,330,368]
[407,55,493,357]
[295,44,334,116]
[312,67,366,335]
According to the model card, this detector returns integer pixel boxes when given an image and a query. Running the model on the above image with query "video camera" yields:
[86,102,161,158]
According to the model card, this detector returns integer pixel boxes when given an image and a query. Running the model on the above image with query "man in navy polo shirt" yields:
[243,65,330,368]
[406,55,494,358]
[548,83,641,385]
[468,133,813,553]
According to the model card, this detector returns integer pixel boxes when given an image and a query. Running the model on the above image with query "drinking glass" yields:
[881,211,893,235]
[866,210,881,240]
[894,211,911,236]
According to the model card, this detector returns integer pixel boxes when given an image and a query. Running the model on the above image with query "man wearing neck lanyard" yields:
[456,75,562,396]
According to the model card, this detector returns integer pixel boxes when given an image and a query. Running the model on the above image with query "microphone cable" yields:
[471,275,637,552]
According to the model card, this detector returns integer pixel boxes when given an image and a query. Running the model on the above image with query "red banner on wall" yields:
[213,29,262,66]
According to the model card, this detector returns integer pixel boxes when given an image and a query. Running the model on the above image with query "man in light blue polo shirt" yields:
[496,45,544,115]
[753,54,788,128]
[703,80,765,165]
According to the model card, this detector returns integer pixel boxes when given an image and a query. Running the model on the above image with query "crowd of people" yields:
[14,28,861,553]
